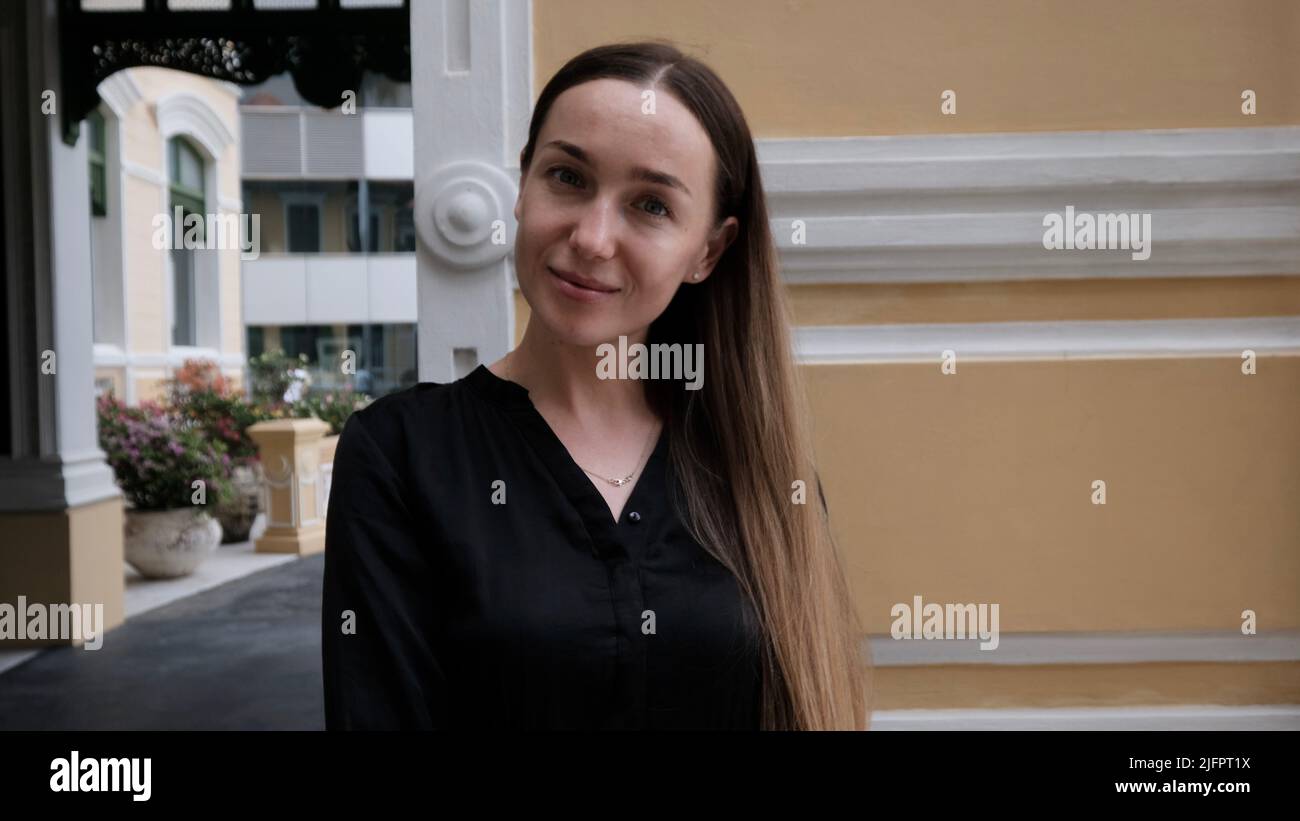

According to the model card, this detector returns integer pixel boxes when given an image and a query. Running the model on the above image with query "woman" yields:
[322,41,871,730]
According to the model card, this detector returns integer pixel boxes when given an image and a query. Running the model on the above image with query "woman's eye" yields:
[641,198,671,219]
[547,166,582,187]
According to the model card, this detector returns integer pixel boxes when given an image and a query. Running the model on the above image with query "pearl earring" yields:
[691,272,700,280]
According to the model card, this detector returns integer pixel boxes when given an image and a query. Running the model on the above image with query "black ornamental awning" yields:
[59,0,411,144]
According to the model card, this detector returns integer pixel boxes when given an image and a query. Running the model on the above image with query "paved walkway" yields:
[0,554,324,730]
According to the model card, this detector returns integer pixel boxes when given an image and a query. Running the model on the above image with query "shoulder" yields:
[336,380,461,473]
[348,380,455,432]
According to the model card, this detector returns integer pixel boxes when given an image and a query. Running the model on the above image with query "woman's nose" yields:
[568,197,617,260]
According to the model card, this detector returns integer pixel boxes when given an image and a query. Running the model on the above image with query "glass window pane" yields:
[247,326,265,359]
[172,193,205,243]
[394,205,414,252]
[287,203,320,252]
[173,139,205,193]
[171,249,196,346]
[90,160,107,217]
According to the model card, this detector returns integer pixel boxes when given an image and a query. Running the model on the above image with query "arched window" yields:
[168,136,205,347]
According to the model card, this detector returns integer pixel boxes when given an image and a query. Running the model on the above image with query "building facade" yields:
[90,67,245,404]
[239,71,418,398]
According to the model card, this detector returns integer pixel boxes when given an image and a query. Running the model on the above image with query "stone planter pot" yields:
[217,461,265,544]
[124,507,221,579]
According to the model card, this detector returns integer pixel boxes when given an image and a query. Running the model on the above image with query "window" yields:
[394,203,415,252]
[286,202,322,252]
[246,326,265,359]
[257,324,417,398]
[168,137,205,347]
[171,248,197,347]
[354,181,415,253]
[170,137,205,213]
[279,325,325,364]
[87,110,107,217]
[347,207,379,253]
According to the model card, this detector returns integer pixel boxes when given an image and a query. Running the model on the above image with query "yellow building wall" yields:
[534,0,1300,136]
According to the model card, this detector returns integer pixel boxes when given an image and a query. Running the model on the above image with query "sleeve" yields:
[321,410,447,729]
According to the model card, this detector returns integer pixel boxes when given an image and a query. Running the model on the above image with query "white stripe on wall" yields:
[866,630,1300,666]
[795,316,1300,363]
[870,704,1300,731]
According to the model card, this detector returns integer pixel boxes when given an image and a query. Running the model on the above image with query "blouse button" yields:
[627,511,641,523]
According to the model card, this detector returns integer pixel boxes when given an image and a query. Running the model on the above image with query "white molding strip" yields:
[121,159,164,187]
[96,70,143,119]
[868,629,1300,666]
[92,343,127,366]
[870,705,1300,731]
[760,126,1300,283]
[794,316,1300,363]
[93,347,246,371]
[155,91,236,161]
[0,454,121,512]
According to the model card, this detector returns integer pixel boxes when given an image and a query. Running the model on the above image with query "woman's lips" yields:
[547,266,620,302]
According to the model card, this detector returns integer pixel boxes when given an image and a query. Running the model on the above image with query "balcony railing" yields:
[242,253,417,326]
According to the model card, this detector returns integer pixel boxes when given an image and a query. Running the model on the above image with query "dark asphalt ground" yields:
[0,554,325,730]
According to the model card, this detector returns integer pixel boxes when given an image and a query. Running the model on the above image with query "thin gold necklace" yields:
[504,352,660,487]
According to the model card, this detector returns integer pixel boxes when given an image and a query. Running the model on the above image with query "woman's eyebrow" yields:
[542,139,692,198]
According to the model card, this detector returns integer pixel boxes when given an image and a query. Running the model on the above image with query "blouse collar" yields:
[464,364,532,409]
[462,362,670,534]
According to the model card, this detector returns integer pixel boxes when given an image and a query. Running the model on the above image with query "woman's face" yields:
[513,78,738,347]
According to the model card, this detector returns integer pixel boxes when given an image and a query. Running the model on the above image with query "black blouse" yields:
[322,364,764,730]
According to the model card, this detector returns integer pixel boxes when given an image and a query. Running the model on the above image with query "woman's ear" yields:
[695,216,740,281]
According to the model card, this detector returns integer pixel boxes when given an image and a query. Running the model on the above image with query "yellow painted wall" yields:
[94,367,126,400]
[124,173,165,354]
[804,357,1300,633]
[788,276,1300,326]
[534,0,1299,136]
[0,498,126,648]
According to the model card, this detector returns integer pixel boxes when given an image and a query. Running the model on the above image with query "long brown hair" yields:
[520,41,871,730]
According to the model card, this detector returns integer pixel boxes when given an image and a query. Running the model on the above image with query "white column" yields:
[0,0,120,511]
[410,0,533,382]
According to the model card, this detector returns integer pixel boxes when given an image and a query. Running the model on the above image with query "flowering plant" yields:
[292,389,372,435]
[96,394,235,511]
[165,359,272,467]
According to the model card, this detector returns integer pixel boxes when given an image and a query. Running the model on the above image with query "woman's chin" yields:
[532,308,622,349]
